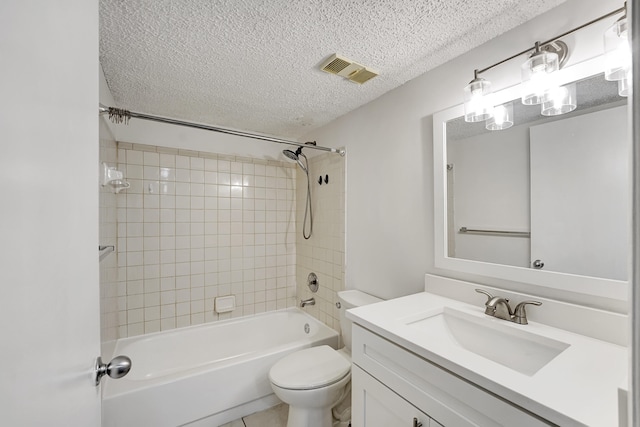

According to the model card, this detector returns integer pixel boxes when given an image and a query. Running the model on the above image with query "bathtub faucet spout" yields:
[300,297,315,308]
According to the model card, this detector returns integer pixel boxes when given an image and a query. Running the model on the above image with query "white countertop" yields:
[347,292,628,427]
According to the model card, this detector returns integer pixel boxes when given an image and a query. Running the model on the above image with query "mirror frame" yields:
[433,55,628,301]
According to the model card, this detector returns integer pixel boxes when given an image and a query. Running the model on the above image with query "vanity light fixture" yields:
[463,70,493,122]
[462,3,627,127]
[486,102,513,130]
[603,2,630,82]
[521,42,561,106]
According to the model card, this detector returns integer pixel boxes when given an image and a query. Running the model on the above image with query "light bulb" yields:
[521,48,559,105]
[604,17,630,81]
[463,76,492,122]
[618,70,631,97]
[486,103,513,131]
[541,83,576,116]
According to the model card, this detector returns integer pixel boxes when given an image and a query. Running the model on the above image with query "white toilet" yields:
[269,290,382,427]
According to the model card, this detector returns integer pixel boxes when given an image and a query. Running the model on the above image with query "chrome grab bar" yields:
[459,227,530,237]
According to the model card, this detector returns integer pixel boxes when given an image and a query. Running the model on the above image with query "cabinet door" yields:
[530,105,628,280]
[352,365,431,427]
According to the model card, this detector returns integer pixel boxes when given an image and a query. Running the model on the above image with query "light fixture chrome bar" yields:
[98,105,346,157]
[475,5,626,76]
[459,227,531,237]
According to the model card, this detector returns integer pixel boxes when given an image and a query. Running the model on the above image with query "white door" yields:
[529,105,628,281]
[0,1,101,426]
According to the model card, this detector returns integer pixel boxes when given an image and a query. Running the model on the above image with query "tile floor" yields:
[220,403,288,427]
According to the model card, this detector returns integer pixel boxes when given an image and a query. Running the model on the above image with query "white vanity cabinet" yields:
[351,324,551,427]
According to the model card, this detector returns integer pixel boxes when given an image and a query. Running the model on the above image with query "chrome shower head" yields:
[283,149,299,161]
[282,148,308,173]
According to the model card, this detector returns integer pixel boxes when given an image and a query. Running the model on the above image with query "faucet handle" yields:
[513,300,542,325]
[475,288,493,304]
[475,289,497,316]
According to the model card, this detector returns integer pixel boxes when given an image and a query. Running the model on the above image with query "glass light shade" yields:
[486,103,513,131]
[464,77,492,122]
[521,50,559,105]
[618,71,631,97]
[541,83,576,116]
[604,17,630,81]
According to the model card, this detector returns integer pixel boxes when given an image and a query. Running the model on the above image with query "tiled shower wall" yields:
[99,119,119,347]
[115,143,297,338]
[295,153,346,331]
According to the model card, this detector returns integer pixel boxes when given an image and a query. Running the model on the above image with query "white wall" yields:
[301,0,622,303]
[112,119,291,160]
[0,1,100,426]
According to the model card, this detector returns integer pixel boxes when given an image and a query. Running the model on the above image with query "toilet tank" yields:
[337,290,382,351]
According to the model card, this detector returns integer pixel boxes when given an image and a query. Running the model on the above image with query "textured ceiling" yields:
[99,0,566,139]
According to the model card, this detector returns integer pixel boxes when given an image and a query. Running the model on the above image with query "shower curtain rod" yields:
[98,105,346,156]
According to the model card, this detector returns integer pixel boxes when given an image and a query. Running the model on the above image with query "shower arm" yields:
[99,105,346,157]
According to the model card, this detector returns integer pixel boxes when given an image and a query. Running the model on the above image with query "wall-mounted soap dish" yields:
[101,162,130,193]
[215,295,236,313]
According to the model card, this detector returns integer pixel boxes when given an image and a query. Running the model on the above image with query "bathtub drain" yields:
[304,323,310,334]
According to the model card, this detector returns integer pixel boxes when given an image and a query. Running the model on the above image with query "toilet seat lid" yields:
[269,345,351,390]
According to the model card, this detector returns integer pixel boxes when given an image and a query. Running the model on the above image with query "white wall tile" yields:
[114,145,298,337]
[296,154,346,331]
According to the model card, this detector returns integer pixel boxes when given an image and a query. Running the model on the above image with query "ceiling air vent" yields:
[322,55,351,75]
[320,54,378,84]
[348,67,378,84]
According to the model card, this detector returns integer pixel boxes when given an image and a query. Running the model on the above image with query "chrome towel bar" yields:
[459,227,531,237]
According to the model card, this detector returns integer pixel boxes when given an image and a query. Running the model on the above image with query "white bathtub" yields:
[102,308,339,427]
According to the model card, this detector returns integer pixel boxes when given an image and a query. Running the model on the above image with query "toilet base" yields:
[271,373,351,427]
[287,405,333,427]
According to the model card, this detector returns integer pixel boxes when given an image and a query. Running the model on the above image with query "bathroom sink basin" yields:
[406,307,570,376]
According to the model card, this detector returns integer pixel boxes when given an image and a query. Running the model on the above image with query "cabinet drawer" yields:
[352,325,553,427]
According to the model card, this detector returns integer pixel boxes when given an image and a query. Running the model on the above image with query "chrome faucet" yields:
[485,295,513,321]
[300,297,315,307]
[475,289,541,325]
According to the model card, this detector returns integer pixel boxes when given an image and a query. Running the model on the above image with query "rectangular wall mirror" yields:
[433,56,629,302]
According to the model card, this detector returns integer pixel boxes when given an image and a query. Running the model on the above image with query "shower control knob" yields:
[94,355,132,386]
[307,272,319,293]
